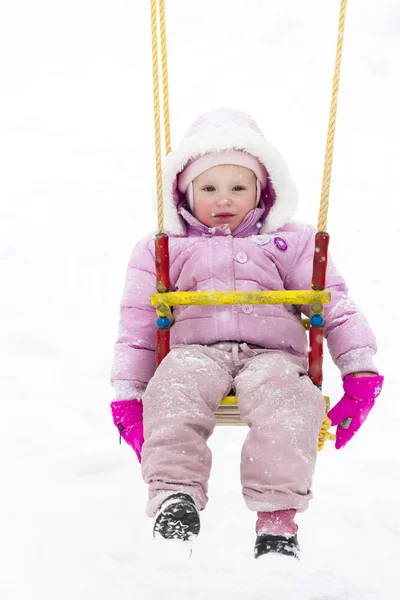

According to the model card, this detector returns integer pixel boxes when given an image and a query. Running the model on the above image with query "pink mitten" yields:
[327,375,383,449]
[110,399,144,462]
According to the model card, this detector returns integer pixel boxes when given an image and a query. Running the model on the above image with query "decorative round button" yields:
[236,251,248,263]
[254,234,272,246]
[242,304,253,314]
[274,237,288,252]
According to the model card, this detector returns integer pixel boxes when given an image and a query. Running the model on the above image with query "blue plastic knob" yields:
[156,317,170,329]
[310,315,324,327]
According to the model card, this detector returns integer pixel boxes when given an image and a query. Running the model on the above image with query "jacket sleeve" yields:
[284,224,379,378]
[111,234,158,399]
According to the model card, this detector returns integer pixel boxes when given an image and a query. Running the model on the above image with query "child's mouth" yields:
[213,213,235,218]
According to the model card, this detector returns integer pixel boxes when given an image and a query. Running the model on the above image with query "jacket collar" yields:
[178,205,265,238]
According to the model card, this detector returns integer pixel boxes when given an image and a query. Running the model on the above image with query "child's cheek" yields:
[194,194,211,217]
[198,205,213,226]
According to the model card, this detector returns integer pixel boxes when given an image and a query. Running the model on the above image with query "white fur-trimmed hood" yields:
[161,109,298,235]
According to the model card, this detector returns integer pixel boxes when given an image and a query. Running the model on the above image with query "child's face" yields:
[192,165,257,232]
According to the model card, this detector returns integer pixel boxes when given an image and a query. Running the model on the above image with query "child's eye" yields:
[233,186,245,191]
[203,186,215,192]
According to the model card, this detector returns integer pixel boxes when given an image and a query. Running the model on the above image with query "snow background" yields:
[1,0,399,598]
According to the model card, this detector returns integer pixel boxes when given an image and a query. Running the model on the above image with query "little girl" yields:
[110,109,383,559]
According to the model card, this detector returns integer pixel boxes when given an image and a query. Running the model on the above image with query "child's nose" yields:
[216,195,232,206]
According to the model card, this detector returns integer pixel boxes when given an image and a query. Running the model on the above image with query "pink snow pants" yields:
[141,342,326,517]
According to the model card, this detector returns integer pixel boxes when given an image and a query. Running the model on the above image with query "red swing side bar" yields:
[155,233,171,366]
[308,232,330,387]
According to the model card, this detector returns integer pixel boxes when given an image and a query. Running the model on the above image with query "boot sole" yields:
[254,534,300,559]
[153,495,200,542]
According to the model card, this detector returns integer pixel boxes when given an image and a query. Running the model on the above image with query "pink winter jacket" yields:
[111,109,377,399]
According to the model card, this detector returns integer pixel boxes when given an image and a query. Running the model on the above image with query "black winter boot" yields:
[153,493,200,542]
[254,533,300,559]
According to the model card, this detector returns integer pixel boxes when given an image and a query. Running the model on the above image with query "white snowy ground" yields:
[1,1,399,598]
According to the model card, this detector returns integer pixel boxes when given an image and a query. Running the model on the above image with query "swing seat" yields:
[215,315,311,425]
[216,394,334,452]
[216,395,244,426]
[216,394,331,425]
[213,314,335,451]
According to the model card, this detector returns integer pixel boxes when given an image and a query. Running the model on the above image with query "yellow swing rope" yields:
[318,0,348,232]
[150,0,171,234]
[149,0,349,449]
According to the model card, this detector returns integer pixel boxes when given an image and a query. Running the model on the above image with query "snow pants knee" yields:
[141,343,326,517]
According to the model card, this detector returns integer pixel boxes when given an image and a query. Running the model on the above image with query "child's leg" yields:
[235,351,326,513]
[141,344,233,517]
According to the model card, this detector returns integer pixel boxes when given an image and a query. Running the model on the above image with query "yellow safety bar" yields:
[152,290,330,313]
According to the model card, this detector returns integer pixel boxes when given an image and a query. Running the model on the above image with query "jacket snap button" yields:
[274,237,288,252]
[237,251,248,263]
[242,304,253,314]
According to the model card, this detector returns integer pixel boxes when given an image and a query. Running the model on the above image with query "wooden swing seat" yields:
[215,394,331,426]
[214,316,328,427]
